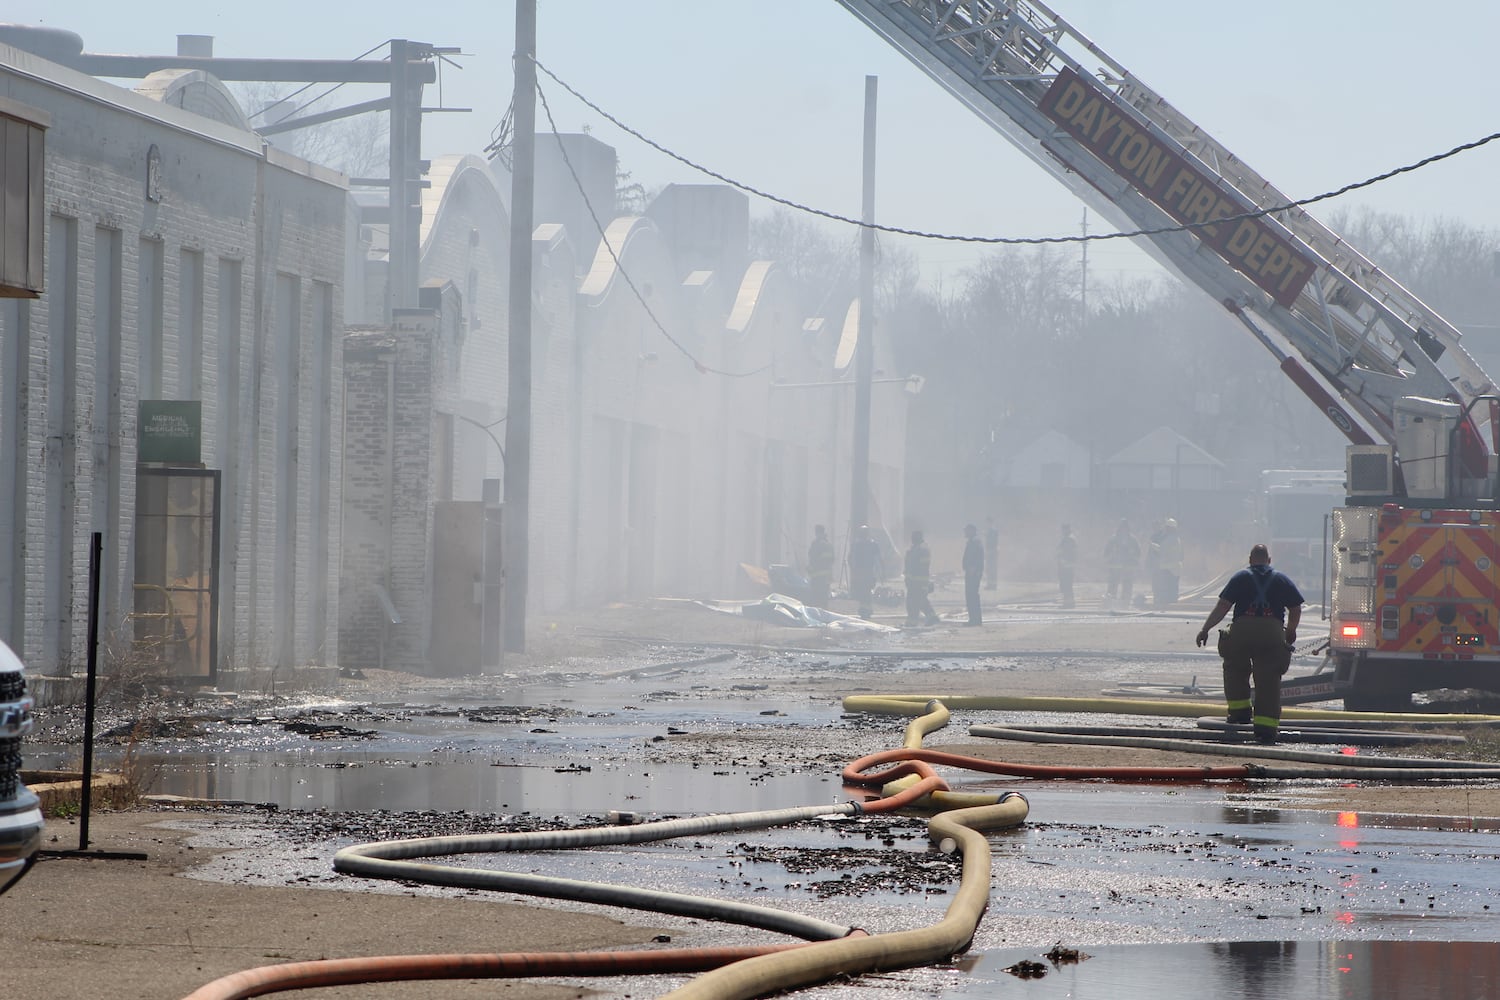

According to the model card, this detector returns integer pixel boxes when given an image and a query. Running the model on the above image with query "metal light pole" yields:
[849,75,877,534]
[503,0,536,653]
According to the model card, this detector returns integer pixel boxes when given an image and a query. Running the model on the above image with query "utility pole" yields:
[503,0,536,653]
[849,75,877,535]
[387,39,422,310]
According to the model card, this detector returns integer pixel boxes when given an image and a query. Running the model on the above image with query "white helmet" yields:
[0,638,22,676]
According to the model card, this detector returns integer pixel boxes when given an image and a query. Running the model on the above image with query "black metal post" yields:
[79,531,101,851]
[37,529,144,861]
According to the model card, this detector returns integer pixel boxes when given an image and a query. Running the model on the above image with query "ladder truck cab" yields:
[835,0,1500,708]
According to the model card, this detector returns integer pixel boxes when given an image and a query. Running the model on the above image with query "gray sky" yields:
[12,1,1500,287]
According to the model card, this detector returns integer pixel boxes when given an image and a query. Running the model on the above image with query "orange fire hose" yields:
[844,745,1253,788]
[180,941,844,1000]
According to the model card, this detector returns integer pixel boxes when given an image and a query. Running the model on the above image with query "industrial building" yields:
[0,27,909,679]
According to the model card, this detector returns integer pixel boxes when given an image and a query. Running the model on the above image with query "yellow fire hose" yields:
[843,693,1500,726]
[659,796,1028,1000]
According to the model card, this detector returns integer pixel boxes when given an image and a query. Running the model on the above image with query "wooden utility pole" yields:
[503,0,536,653]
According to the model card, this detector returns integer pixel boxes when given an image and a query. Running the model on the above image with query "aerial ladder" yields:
[837,0,1500,707]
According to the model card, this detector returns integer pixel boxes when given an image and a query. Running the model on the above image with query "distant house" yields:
[1104,427,1225,492]
[997,429,1092,490]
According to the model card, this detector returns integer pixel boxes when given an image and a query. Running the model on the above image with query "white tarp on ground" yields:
[696,594,901,633]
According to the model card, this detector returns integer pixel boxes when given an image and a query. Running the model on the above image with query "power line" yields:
[530,56,1500,249]
[534,79,770,379]
[250,40,391,126]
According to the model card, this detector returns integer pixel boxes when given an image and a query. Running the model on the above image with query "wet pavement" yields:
[909,940,1500,999]
[153,780,1500,999]
[25,607,1500,998]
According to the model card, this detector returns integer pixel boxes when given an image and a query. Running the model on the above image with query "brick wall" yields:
[337,302,465,673]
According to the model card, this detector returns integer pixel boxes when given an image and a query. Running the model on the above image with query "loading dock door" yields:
[133,468,220,682]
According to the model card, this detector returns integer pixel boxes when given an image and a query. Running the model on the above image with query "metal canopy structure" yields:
[834,0,1495,459]
[51,38,454,313]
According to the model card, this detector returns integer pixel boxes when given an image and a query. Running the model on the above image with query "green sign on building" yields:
[138,400,202,465]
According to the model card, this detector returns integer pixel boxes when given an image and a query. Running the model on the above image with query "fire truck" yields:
[1258,469,1345,586]
[837,0,1500,708]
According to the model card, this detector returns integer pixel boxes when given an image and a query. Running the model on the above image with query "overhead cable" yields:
[250,40,390,125]
[535,80,770,379]
[531,57,1500,249]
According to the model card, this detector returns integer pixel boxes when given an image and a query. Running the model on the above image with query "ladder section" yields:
[835,0,1495,446]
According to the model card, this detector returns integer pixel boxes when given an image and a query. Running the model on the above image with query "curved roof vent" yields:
[0,24,85,64]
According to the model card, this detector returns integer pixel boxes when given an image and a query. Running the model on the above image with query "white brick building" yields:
[0,31,912,680]
[0,40,346,679]
[339,148,912,673]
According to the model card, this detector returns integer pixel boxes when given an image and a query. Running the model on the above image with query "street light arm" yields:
[457,413,506,469]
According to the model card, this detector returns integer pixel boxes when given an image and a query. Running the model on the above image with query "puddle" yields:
[924,940,1500,999]
[124,751,842,814]
[974,784,1500,938]
[25,683,851,814]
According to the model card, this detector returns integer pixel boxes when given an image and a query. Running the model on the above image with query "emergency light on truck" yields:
[1332,617,1375,649]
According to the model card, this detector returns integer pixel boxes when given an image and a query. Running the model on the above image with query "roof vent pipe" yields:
[176,34,213,57]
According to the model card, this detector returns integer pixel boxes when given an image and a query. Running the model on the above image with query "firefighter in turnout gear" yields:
[1150,518,1184,607]
[904,530,939,626]
[1103,519,1141,606]
[807,524,835,608]
[848,524,883,619]
[1057,523,1077,608]
[962,523,984,625]
[1196,544,1305,744]
[984,516,1000,590]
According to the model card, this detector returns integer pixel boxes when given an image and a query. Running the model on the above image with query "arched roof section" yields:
[134,69,252,131]
[725,260,779,336]
[833,298,860,373]
[420,153,511,253]
[831,297,901,377]
[578,216,660,301]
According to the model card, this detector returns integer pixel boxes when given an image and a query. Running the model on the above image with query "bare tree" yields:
[750,208,856,311]
[233,81,390,178]
[615,167,660,216]
[1329,208,1500,350]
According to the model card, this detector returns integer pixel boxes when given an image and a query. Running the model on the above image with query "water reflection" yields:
[949,941,1500,999]
[1336,811,1359,851]
[125,751,838,815]
[1213,941,1296,1000]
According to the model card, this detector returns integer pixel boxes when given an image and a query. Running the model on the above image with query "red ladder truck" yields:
[837,0,1500,708]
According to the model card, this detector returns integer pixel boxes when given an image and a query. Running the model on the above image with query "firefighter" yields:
[1057,523,1077,608]
[984,516,1000,591]
[962,523,984,625]
[1150,517,1184,607]
[1103,519,1141,607]
[904,529,939,626]
[848,524,884,619]
[806,525,835,608]
[1195,543,1304,745]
